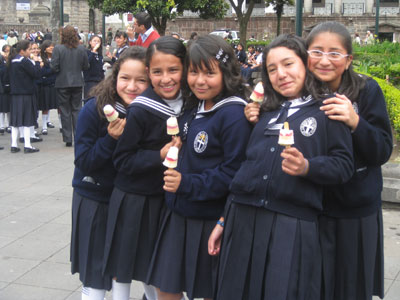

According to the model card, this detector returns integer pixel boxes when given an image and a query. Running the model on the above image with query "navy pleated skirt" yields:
[9,94,37,127]
[70,190,112,290]
[0,93,10,113]
[103,188,166,283]
[319,209,384,300]
[216,202,321,300]
[147,209,218,299]
[38,85,58,110]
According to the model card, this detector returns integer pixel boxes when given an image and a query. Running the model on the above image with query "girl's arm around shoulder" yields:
[113,107,165,175]
[74,99,118,173]
[177,105,253,200]
[351,79,393,166]
[305,119,354,185]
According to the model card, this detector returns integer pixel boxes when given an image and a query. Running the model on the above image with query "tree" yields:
[265,0,294,37]
[228,0,256,46]
[87,0,229,36]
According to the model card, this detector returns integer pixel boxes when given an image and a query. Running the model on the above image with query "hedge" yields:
[372,76,400,139]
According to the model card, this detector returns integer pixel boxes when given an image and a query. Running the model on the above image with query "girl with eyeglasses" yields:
[306,21,392,300]
[212,34,354,300]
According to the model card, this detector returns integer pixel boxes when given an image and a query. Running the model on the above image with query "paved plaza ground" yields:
[0,114,399,300]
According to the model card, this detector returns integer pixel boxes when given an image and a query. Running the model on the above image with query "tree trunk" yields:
[277,14,281,37]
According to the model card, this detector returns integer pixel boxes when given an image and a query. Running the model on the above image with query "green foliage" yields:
[87,0,228,35]
[374,77,400,139]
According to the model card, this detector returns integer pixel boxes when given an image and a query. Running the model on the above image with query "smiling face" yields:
[115,35,127,48]
[266,46,306,100]
[148,51,183,100]
[307,32,352,92]
[187,60,223,105]
[116,59,149,106]
[31,43,40,57]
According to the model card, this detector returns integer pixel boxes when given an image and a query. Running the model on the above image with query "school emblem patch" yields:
[300,117,317,137]
[194,131,208,153]
[352,102,359,115]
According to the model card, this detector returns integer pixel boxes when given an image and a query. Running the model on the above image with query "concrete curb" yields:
[382,162,400,204]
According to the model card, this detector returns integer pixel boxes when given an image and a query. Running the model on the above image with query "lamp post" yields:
[60,0,64,26]
[375,0,380,38]
[295,0,303,37]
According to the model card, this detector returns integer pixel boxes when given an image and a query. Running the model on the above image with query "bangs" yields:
[187,43,218,72]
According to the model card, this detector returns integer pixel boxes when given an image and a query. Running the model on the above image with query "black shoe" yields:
[31,136,43,143]
[0,146,4,150]
[0,128,4,134]
[24,146,39,153]
[11,147,21,153]
[41,129,48,135]
[66,142,72,147]
[19,137,24,143]
[6,127,11,133]
[142,294,147,300]
[47,122,55,128]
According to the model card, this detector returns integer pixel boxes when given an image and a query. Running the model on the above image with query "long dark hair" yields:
[40,40,55,65]
[88,34,103,54]
[183,34,246,109]
[114,31,129,48]
[91,46,147,118]
[7,40,30,66]
[306,21,366,102]
[261,34,327,111]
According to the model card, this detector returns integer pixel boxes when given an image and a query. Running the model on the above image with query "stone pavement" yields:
[0,113,399,300]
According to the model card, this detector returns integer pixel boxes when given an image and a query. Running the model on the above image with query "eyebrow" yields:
[267,57,293,68]
[310,46,343,51]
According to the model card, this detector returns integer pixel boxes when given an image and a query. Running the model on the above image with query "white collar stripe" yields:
[132,96,176,116]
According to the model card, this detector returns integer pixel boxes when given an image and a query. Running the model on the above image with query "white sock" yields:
[42,114,48,130]
[19,127,24,138]
[112,279,131,300]
[58,113,62,128]
[30,126,36,138]
[143,283,158,300]
[81,286,106,300]
[24,127,32,148]
[0,112,4,128]
[11,127,18,147]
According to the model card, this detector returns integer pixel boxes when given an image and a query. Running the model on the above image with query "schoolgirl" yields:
[106,31,129,64]
[102,36,186,300]
[0,44,11,134]
[306,22,392,300]
[147,34,252,300]
[71,46,149,300]
[83,35,104,100]
[8,40,42,153]
[209,34,354,300]
[38,40,58,135]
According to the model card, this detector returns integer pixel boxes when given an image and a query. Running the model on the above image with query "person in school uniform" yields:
[8,40,42,153]
[306,21,393,300]
[106,31,129,65]
[147,34,252,300]
[38,40,58,135]
[210,34,355,300]
[102,36,186,300]
[0,45,11,135]
[83,35,104,100]
[71,46,150,300]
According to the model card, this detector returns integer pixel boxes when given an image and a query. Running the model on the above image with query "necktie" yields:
[264,101,291,135]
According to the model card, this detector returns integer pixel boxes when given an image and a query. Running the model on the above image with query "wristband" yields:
[217,219,224,227]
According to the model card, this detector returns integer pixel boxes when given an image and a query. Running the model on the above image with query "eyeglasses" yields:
[307,50,349,61]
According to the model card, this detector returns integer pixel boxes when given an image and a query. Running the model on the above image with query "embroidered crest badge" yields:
[194,131,208,153]
[300,117,317,137]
